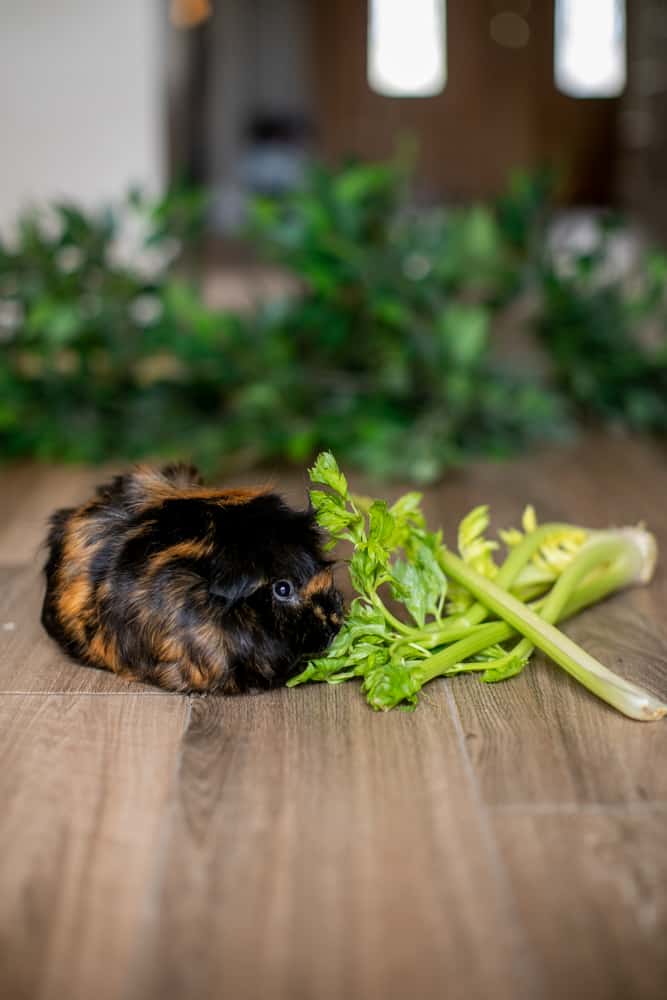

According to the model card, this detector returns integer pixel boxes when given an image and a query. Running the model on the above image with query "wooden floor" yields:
[1,433,666,1000]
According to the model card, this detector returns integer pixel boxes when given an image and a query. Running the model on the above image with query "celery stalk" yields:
[414,539,648,684]
[438,529,666,721]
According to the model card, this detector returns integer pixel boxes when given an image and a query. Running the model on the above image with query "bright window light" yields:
[368,0,447,98]
[555,0,626,98]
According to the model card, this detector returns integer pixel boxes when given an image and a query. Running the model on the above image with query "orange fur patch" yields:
[146,539,215,576]
[301,569,334,599]
[56,575,91,642]
[156,637,185,663]
[154,656,223,692]
[88,630,120,672]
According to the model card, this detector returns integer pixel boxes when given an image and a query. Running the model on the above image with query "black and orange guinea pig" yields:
[41,463,344,693]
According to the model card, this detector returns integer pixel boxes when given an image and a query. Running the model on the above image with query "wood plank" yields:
[491,810,667,1000]
[448,588,667,806]
[451,667,667,808]
[129,683,537,1000]
[0,692,189,1000]
[0,436,665,1000]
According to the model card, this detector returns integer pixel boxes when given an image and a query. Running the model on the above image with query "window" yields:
[367,0,447,97]
[555,0,626,98]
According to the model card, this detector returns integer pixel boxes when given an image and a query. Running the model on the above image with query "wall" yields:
[312,0,620,204]
[0,0,165,229]
[618,0,667,239]
[202,0,313,228]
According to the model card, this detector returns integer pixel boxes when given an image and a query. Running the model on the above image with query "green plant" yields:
[0,164,564,479]
[537,229,667,431]
[248,161,564,481]
[2,160,665,481]
[289,453,665,721]
[0,187,250,465]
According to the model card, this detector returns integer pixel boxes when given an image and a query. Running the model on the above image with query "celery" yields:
[289,452,666,721]
[439,533,664,720]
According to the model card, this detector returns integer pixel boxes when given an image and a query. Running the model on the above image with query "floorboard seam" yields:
[444,686,543,997]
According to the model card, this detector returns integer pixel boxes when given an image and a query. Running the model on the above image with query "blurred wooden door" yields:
[311,0,621,202]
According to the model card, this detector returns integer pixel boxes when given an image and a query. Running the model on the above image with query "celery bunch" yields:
[288,452,666,721]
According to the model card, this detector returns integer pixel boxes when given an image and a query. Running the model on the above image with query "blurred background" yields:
[1,0,665,482]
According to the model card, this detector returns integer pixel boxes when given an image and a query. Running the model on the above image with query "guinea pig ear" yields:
[209,571,265,612]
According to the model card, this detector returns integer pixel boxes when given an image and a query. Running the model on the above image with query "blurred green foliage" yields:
[537,226,667,432]
[0,161,664,481]
[0,184,249,465]
[246,160,563,480]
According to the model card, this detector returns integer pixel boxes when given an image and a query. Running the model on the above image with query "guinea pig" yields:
[41,463,344,693]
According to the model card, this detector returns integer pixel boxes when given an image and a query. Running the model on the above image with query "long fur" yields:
[41,464,343,692]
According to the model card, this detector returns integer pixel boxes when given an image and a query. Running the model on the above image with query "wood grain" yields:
[0,434,666,1000]
[128,685,536,1000]
[0,693,188,1000]
[449,589,667,807]
[491,811,667,1000]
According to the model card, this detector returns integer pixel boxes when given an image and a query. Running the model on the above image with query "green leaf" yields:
[309,489,360,541]
[367,500,396,549]
[27,300,82,345]
[362,660,421,711]
[309,451,349,498]
[391,559,427,627]
[389,491,423,521]
[349,543,389,594]
[391,540,447,626]
[437,304,489,366]
[461,206,500,260]
[458,505,499,577]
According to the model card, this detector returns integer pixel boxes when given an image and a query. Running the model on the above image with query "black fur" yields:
[41,464,343,693]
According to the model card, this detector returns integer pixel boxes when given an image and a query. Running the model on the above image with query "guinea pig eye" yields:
[273,579,294,601]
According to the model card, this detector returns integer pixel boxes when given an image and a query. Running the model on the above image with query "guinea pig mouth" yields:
[289,614,342,667]
[299,628,338,659]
